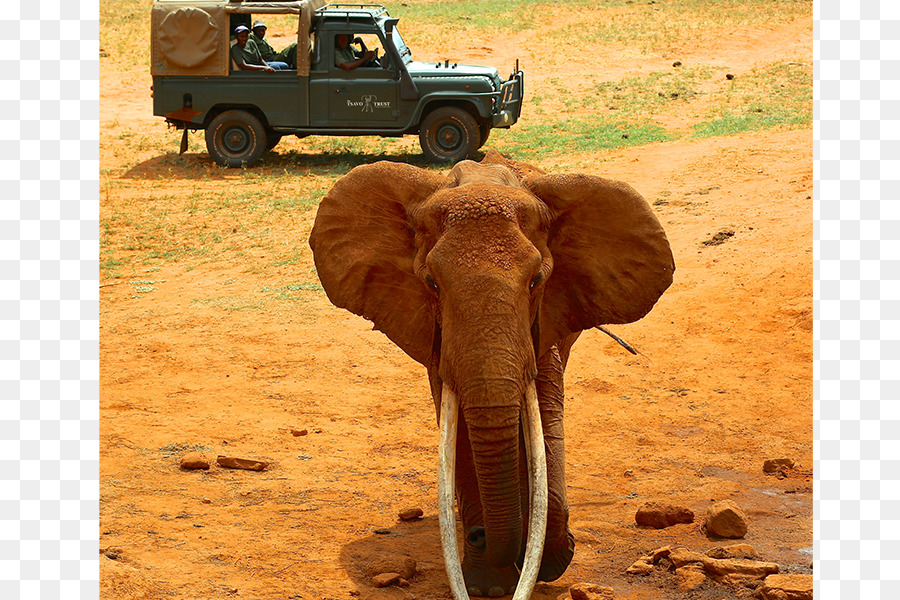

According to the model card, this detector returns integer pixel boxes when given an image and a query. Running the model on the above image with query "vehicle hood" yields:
[407,61,501,84]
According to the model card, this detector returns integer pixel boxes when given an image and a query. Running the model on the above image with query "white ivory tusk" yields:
[437,381,548,600]
[511,380,548,600]
[438,385,469,600]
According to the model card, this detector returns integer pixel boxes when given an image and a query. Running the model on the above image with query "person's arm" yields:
[233,44,275,72]
[338,49,375,70]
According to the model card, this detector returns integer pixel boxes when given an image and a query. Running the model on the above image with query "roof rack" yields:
[316,3,389,19]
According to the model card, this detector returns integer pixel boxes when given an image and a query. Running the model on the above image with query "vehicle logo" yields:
[347,95,392,112]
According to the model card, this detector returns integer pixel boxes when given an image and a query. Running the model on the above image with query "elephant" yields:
[308,150,674,600]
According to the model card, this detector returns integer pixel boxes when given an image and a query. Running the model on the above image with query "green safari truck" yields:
[151,0,525,166]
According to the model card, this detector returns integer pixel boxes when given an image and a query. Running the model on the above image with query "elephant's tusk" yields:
[512,380,548,600]
[438,385,469,600]
[437,382,548,600]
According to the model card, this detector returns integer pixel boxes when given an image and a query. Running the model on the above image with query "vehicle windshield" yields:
[388,25,412,64]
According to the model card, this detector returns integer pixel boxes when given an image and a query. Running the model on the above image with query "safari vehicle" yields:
[151,0,525,166]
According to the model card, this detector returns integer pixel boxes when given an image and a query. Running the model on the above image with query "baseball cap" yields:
[234,25,250,35]
[252,20,266,29]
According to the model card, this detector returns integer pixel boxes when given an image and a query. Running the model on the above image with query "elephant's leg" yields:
[455,414,521,597]
[533,333,580,582]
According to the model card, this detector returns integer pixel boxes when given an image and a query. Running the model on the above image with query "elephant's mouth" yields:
[437,380,548,600]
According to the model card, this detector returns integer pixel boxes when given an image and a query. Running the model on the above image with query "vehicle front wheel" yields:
[478,122,491,149]
[205,110,266,167]
[419,107,479,163]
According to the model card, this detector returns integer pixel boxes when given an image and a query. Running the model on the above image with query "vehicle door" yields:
[326,32,400,127]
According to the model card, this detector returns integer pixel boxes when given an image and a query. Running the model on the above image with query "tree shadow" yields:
[338,516,571,600]
[338,515,445,597]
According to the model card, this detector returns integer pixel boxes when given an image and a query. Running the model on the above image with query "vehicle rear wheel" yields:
[205,110,266,167]
[419,107,479,163]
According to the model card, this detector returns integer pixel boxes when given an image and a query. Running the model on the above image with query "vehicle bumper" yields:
[492,70,524,128]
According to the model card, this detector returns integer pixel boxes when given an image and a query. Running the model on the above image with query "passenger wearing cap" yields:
[250,20,299,69]
[250,20,278,62]
[231,25,289,71]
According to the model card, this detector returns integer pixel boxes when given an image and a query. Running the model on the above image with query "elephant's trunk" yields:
[462,396,524,568]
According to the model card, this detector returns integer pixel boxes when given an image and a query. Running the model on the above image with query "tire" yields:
[205,110,266,167]
[478,122,491,149]
[419,107,479,163]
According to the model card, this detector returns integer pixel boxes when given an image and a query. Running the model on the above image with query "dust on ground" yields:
[99,10,812,600]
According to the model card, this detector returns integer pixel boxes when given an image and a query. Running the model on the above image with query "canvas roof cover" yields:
[151,0,327,77]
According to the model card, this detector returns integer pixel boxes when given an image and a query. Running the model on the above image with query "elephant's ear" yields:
[526,174,675,354]
[309,162,450,365]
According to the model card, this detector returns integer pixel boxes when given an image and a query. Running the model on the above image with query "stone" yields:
[635,502,694,529]
[675,565,707,591]
[625,558,654,575]
[668,547,706,568]
[705,500,749,538]
[706,544,759,559]
[763,458,795,473]
[180,452,210,470]
[216,456,268,471]
[702,557,778,580]
[569,582,614,600]
[291,429,308,437]
[760,574,813,600]
[648,546,672,563]
[372,572,401,588]
[398,508,424,521]
[363,554,416,580]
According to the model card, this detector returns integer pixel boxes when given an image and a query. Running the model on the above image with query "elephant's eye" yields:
[425,274,439,295]
[530,273,544,291]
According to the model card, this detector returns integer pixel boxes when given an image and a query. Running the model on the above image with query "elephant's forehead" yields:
[429,185,535,227]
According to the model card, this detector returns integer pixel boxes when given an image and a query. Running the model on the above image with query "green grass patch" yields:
[497,116,671,158]
[693,61,812,137]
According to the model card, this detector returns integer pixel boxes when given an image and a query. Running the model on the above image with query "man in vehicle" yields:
[334,33,376,70]
[231,25,289,71]
[249,20,278,62]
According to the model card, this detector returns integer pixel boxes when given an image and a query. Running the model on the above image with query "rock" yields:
[649,546,672,562]
[625,558,654,575]
[363,554,416,580]
[726,73,735,80]
[760,574,813,600]
[372,572,401,588]
[702,557,778,581]
[635,502,694,529]
[373,528,392,535]
[180,453,210,470]
[668,547,706,568]
[675,565,707,591]
[569,582,614,600]
[706,544,759,559]
[673,60,682,67]
[705,500,748,538]
[291,429,308,437]
[216,456,268,471]
[397,578,410,588]
[398,508,424,521]
[763,458,795,473]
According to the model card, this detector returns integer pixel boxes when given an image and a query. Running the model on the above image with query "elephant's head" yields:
[308,150,674,598]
